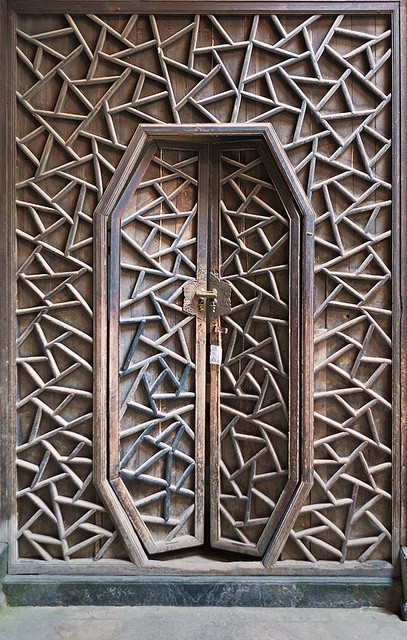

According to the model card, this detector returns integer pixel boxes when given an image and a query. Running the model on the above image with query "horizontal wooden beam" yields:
[8,0,401,14]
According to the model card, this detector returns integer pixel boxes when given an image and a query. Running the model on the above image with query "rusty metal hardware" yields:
[183,275,231,319]
[197,288,218,314]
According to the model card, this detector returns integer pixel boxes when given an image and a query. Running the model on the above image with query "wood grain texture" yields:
[212,144,292,556]
[112,143,204,554]
[95,129,313,565]
[0,0,15,547]
[395,0,407,562]
[7,1,401,14]
[12,10,394,569]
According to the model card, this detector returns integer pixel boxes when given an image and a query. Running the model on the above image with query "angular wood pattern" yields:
[214,147,290,554]
[113,145,203,553]
[15,13,392,564]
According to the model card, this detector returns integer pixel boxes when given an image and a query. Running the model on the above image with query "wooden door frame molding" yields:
[6,0,402,13]
[0,1,406,584]
[93,122,315,571]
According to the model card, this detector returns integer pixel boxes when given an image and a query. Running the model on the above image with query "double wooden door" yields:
[105,135,305,560]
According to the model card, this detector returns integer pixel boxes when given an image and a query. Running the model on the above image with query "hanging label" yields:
[210,344,222,366]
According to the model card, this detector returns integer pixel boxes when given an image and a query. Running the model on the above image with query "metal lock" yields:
[183,275,231,319]
[197,288,218,314]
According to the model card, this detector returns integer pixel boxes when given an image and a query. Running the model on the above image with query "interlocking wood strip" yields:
[15,13,392,564]
[111,146,204,553]
[213,147,290,555]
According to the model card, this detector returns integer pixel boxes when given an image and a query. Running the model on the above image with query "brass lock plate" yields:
[183,274,232,319]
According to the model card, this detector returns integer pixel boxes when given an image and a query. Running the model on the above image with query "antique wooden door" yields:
[94,126,314,564]
[2,0,406,592]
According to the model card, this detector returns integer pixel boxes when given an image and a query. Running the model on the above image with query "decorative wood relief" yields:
[15,13,392,565]
[113,144,203,554]
[98,126,313,565]
[215,146,291,554]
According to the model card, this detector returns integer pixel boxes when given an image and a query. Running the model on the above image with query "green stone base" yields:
[3,574,400,610]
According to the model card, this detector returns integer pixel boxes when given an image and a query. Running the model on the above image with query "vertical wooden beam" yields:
[400,547,407,619]
[0,0,7,545]
[195,143,210,545]
[209,144,221,550]
[392,1,405,567]
[397,0,407,567]
[0,0,17,569]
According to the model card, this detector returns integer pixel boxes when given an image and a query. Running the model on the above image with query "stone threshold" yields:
[2,573,400,610]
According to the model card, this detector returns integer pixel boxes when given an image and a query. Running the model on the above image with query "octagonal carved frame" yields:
[93,123,315,570]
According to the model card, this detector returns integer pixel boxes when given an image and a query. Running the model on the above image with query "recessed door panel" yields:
[210,146,294,556]
[104,129,313,560]
[110,145,207,554]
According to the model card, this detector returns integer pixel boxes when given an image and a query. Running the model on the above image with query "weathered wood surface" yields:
[10,10,396,572]
[97,130,313,565]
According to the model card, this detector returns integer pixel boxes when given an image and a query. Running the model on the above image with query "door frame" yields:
[0,0,406,583]
[93,123,315,571]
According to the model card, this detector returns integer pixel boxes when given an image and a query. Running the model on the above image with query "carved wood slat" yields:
[110,144,205,553]
[211,146,291,556]
[15,13,392,566]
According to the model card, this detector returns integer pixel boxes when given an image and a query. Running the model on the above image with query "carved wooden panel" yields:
[111,144,204,553]
[15,13,392,567]
[213,146,291,555]
[96,126,313,563]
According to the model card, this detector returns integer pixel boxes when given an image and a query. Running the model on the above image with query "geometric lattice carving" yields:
[96,127,313,563]
[285,18,393,562]
[216,147,291,554]
[115,146,201,553]
[16,13,392,566]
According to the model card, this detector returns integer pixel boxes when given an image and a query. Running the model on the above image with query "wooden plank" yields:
[1,3,18,564]
[0,0,9,544]
[195,144,210,547]
[7,556,395,577]
[209,144,221,554]
[395,0,407,558]
[8,1,401,14]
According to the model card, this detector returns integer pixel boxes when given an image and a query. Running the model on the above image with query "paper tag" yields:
[210,344,222,366]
